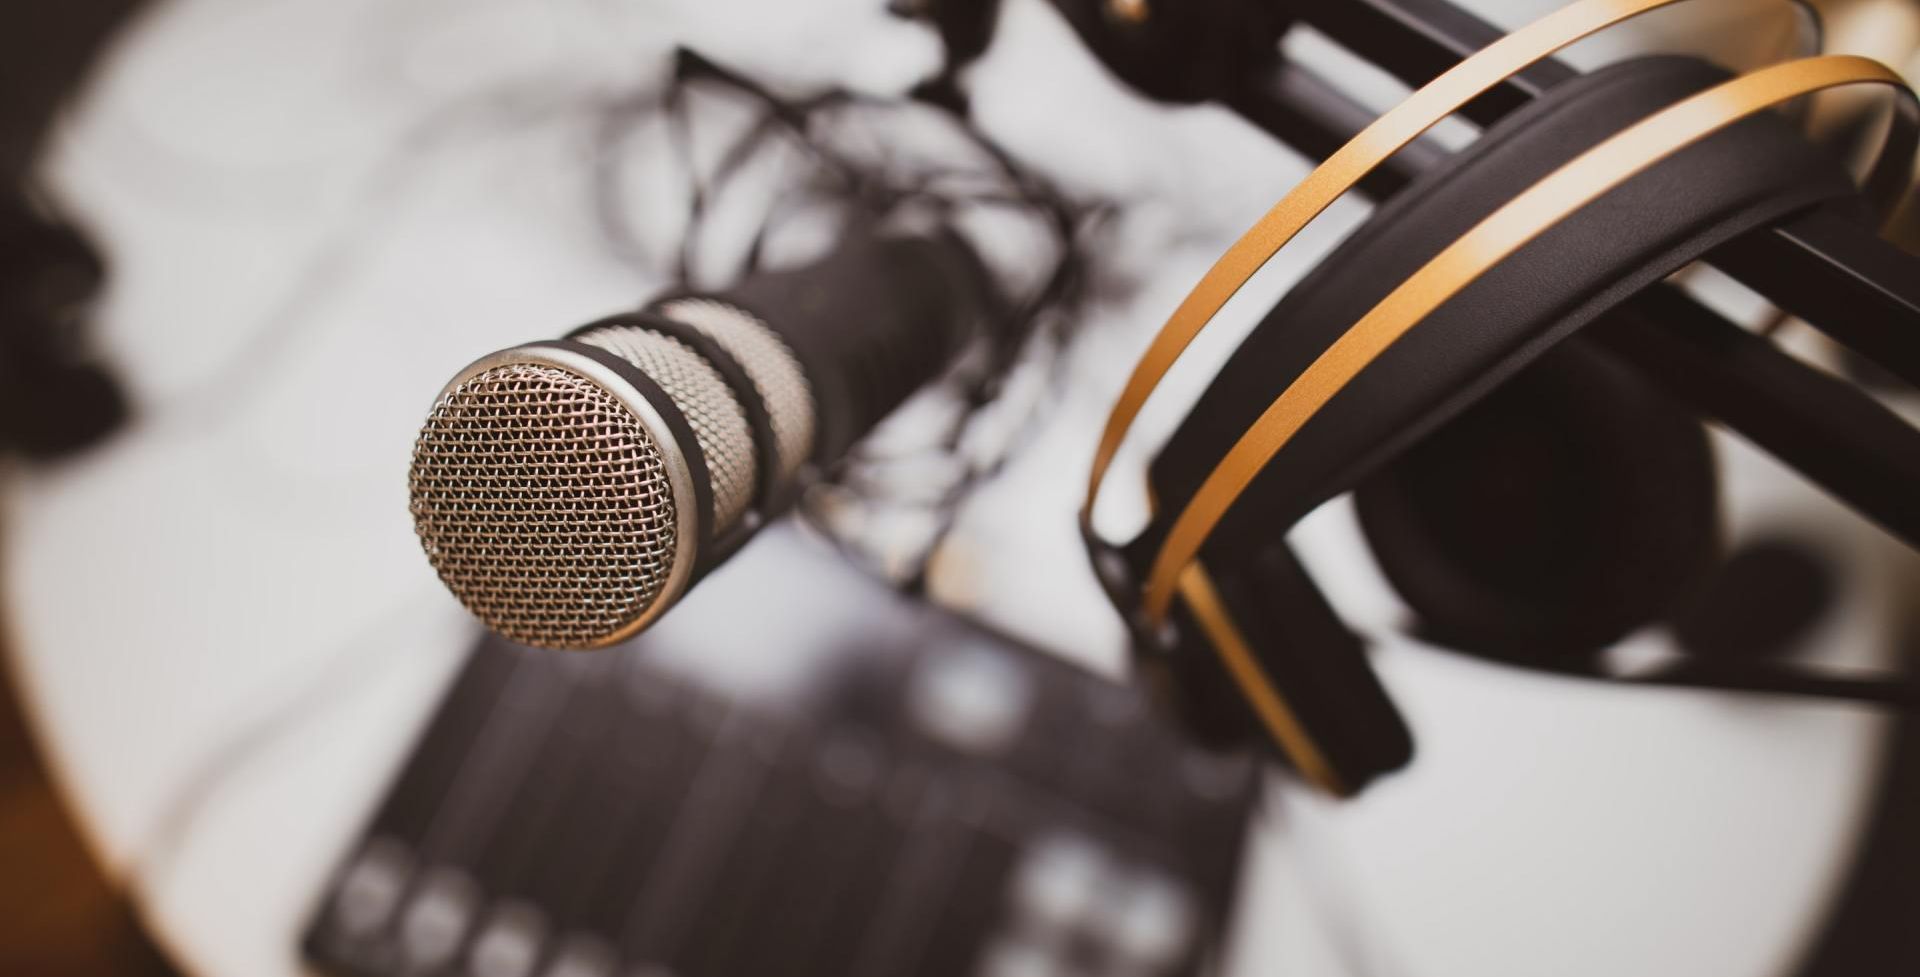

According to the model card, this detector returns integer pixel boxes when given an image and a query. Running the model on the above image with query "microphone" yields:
[408,227,992,649]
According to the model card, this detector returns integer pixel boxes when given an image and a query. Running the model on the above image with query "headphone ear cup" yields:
[1353,336,1721,662]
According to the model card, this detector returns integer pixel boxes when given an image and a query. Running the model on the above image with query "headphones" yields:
[1082,0,1920,795]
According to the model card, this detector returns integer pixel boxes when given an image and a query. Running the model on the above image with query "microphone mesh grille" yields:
[576,325,756,532]
[654,298,815,483]
[409,362,679,649]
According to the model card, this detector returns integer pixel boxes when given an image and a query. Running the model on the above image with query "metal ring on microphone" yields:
[1081,0,1818,536]
[425,343,703,648]
[1141,54,1919,622]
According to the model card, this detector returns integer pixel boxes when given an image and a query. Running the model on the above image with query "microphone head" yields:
[408,304,815,650]
[408,343,713,650]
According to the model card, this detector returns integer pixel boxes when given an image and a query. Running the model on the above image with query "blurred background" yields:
[3,1,1918,975]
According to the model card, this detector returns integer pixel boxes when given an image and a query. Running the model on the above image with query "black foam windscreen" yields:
[701,226,996,462]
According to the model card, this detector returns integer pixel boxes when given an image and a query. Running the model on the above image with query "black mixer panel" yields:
[304,606,1259,977]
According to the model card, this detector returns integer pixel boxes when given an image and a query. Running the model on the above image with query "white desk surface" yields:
[5,1,1909,976]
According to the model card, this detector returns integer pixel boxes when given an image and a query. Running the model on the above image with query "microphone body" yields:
[409,229,991,649]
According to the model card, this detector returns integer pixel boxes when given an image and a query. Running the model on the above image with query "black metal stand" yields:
[1299,0,1920,384]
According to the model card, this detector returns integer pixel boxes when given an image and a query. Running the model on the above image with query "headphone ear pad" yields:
[1353,337,1720,662]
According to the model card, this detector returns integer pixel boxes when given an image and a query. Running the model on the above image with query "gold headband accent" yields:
[1175,562,1350,794]
[1143,54,1917,621]
[1081,0,1814,534]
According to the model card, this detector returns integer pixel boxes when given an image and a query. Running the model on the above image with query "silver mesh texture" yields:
[655,298,816,484]
[577,325,757,532]
[409,362,679,649]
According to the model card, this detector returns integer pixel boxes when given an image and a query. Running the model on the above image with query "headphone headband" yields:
[1080,0,1817,540]
[1141,54,1918,621]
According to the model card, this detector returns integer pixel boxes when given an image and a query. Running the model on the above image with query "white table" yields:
[6,1,1908,975]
